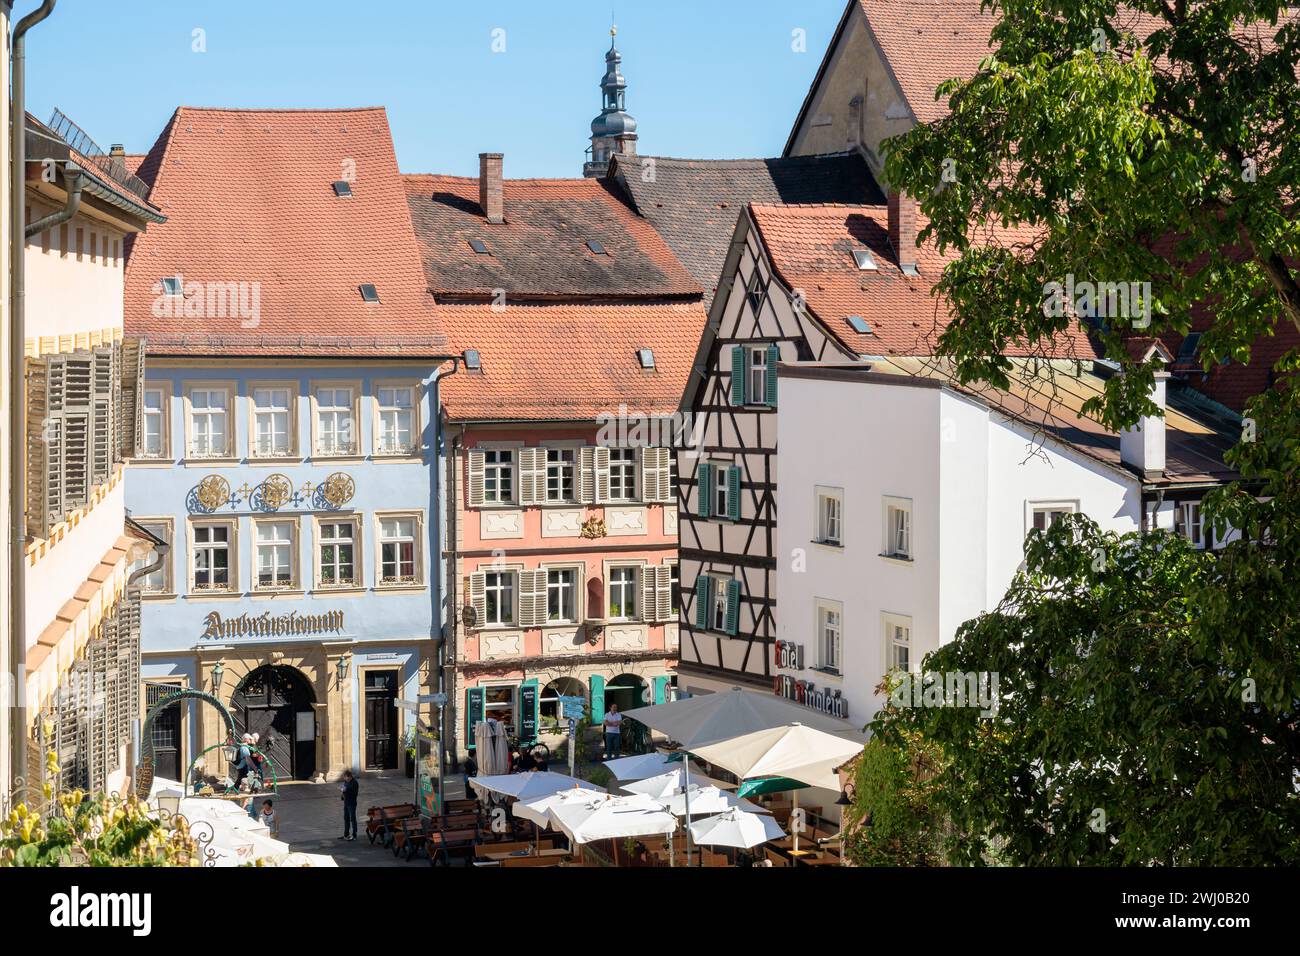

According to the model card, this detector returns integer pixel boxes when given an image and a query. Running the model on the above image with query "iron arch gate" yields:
[231,665,318,781]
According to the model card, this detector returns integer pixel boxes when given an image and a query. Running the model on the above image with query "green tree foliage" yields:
[883,0,1300,429]
[870,383,1300,864]
[1,790,198,867]
[846,717,948,866]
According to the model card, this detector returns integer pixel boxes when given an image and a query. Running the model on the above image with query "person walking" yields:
[232,734,255,789]
[340,769,359,841]
[602,704,623,760]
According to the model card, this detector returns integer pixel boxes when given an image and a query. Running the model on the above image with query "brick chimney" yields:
[888,191,918,273]
[479,152,504,224]
[108,143,127,178]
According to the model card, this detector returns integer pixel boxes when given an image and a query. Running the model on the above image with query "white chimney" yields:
[1120,342,1173,478]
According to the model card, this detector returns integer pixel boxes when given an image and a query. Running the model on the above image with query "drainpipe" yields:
[26,160,83,237]
[430,359,459,780]
[9,0,58,798]
[124,538,170,784]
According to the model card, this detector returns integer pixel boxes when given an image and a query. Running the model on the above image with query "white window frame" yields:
[185,383,234,461]
[882,495,913,561]
[709,573,731,632]
[1027,499,1079,535]
[132,517,174,595]
[189,518,238,594]
[607,564,640,622]
[375,511,424,588]
[607,447,638,502]
[252,518,299,591]
[139,383,171,460]
[484,569,518,627]
[883,612,913,674]
[311,381,360,458]
[816,486,843,546]
[667,561,680,619]
[748,346,769,405]
[1174,501,1205,549]
[815,599,843,674]
[248,383,297,460]
[484,448,517,505]
[544,565,580,625]
[315,516,361,589]
[713,462,731,519]
[374,381,420,457]
[544,447,577,503]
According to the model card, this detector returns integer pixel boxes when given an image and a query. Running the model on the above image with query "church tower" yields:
[583,28,638,177]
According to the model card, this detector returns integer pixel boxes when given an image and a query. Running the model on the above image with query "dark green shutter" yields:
[724,579,740,635]
[694,575,712,629]
[589,675,605,724]
[465,686,485,749]
[727,466,741,521]
[730,346,747,405]
[519,678,539,743]
[653,676,669,705]
[696,462,712,517]
[765,344,779,406]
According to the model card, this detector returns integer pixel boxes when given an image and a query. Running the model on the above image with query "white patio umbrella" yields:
[602,752,678,781]
[469,771,601,803]
[549,793,678,846]
[689,809,787,850]
[514,787,608,829]
[620,769,715,800]
[660,785,766,817]
[272,852,339,867]
[623,686,858,750]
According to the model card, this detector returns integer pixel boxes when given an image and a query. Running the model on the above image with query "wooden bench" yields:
[444,798,479,815]
[366,804,418,846]
[499,853,569,868]
[427,827,479,867]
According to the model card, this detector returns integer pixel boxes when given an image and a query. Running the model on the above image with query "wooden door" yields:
[364,670,398,770]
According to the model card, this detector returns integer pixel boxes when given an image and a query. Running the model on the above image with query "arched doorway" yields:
[231,665,317,781]
[604,673,649,715]
[539,677,585,733]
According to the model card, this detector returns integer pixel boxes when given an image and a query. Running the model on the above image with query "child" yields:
[260,799,279,838]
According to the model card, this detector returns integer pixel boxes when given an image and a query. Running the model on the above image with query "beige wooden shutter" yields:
[25,356,53,538]
[656,565,673,622]
[118,588,143,747]
[517,448,544,506]
[520,569,546,627]
[469,571,487,626]
[91,345,116,487]
[118,337,146,459]
[641,567,659,622]
[578,447,596,504]
[467,449,486,507]
[641,447,670,503]
[593,447,611,504]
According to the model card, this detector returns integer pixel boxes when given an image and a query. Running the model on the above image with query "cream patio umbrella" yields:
[688,722,863,855]
[548,793,678,848]
[619,769,715,800]
[469,771,601,803]
[514,787,609,829]
[660,785,766,817]
[602,752,678,781]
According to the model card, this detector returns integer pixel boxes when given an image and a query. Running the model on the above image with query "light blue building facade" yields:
[126,360,450,782]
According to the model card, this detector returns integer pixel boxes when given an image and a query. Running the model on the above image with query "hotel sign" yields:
[773,674,849,720]
[201,609,345,641]
[772,640,804,670]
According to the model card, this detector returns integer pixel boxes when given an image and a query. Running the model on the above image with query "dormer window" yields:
[468,238,490,255]
[332,180,353,197]
[161,276,182,296]
[637,348,655,369]
[359,284,380,303]
[852,249,878,271]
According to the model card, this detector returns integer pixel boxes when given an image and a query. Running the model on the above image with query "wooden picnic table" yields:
[481,847,570,862]
[426,827,479,867]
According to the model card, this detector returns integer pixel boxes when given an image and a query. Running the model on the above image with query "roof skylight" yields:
[587,240,608,255]
[847,315,872,335]
[358,283,380,302]
[468,238,490,255]
[637,348,655,369]
[332,180,353,197]
[464,349,482,370]
[852,249,878,271]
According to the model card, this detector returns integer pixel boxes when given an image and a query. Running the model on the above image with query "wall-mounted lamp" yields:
[212,660,224,690]
[338,652,352,683]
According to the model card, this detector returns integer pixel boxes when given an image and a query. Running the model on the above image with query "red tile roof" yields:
[404,174,700,300]
[747,202,1100,360]
[125,107,449,357]
[439,300,707,422]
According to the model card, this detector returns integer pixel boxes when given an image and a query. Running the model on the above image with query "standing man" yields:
[340,769,359,841]
[602,704,623,760]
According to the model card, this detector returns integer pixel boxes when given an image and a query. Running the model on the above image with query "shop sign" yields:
[773,674,849,720]
[201,609,344,641]
[772,640,804,670]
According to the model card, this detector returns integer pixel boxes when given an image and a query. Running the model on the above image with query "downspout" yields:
[428,357,459,778]
[124,538,169,784]
[445,429,462,772]
[8,0,58,796]
[26,160,83,237]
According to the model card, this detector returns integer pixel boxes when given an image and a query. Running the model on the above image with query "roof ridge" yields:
[174,105,388,114]
[622,151,861,165]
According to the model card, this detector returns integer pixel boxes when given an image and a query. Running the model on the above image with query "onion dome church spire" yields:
[584,26,638,177]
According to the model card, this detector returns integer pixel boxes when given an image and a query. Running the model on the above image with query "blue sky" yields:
[24,0,848,178]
